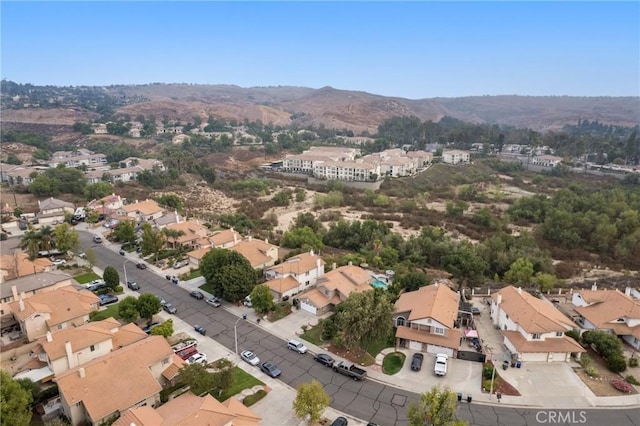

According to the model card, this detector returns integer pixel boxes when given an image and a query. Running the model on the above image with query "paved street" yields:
[3,226,639,425]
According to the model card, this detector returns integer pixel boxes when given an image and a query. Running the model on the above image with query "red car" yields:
[177,347,198,360]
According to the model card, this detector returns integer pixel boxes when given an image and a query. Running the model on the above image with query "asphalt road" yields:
[78,232,640,426]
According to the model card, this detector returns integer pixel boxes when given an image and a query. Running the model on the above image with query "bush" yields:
[607,354,627,373]
[243,389,267,406]
[611,379,634,394]
[579,354,591,368]
[114,285,123,294]
[584,366,599,377]
[625,375,640,386]
[629,357,639,368]
[565,329,581,344]
[483,364,495,380]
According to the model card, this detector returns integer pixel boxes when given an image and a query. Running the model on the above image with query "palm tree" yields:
[38,226,55,251]
[20,227,41,260]
[162,229,185,249]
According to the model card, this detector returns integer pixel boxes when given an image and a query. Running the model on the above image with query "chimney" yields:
[496,293,503,305]
[517,287,522,294]
[45,331,53,342]
[310,249,314,256]
[591,283,597,291]
[11,285,18,301]
[18,299,25,312]
[348,261,353,266]
[65,341,76,369]
[625,287,632,296]
[316,258,321,269]
[78,367,85,379]
[233,233,238,245]
[248,236,253,242]
[332,262,337,271]
[265,238,269,245]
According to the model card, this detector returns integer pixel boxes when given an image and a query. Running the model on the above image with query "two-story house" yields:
[297,263,372,315]
[87,193,124,219]
[393,282,462,357]
[209,228,242,249]
[264,250,326,301]
[36,318,147,376]
[114,391,261,426]
[8,286,100,342]
[572,284,640,350]
[37,197,75,224]
[164,220,211,250]
[230,237,279,270]
[491,286,585,362]
[116,199,164,223]
[56,336,182,426]
[531,155,563,167]
[0,252,53,283]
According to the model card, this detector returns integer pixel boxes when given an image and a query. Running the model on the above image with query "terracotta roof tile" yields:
[502,330,585,353]
[9,286,99,326]
[395,326,462,350]
[394,283,459,327]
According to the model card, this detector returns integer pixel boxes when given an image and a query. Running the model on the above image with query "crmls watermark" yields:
[535,410,588,424]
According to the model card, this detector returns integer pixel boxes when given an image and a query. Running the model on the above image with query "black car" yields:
[87,283,107,292]
[260,362,281,378]
[99,294,118,306]
[313,353,335,367]
[127,280,140,291]
[190,291,204,300]
[119,249,126,256]
[331,417,348,426]
[136,262,147,270]
[411,353,424,371]
[142,322,160,334]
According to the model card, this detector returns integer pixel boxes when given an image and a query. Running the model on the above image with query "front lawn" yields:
[74,271,102,284]
[382,352,406,375]
[183,269,202,280]
[89,304,120,322]
[199,282,216,296]
[215,367,264,402]
[363,332,396,358]
[300,321,324,346]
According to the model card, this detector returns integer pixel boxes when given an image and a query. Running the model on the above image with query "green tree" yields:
[84,247,97,268]
[156,193,183,211]
[115,220,137,247]
[84,182,113,200]
[504,258,534,286]
[6,153,22,165]
[136,293,162,323]
[250,284,275,314]
[118,296,139,323]
[150,319,174,338]
[141,223,166,262]
[445,200,468,217]
[532,272,558,292]
[281,226,324,251]
[178,364,216,396]
[200,249,257,302]
[53,223,80,254]
[272,190,291,206]
[103,266,120,290]
[0,370,33,425]
[211,358,234,396]
[20,227,41,260]
[336,290,394,350]
[292,380,331,425]
[442,242,487,291]
[399,272,430,292]
[407,385,468,426]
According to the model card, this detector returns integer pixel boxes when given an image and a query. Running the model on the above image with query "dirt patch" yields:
[573,348,639,397]
[481,362,521,396]
[325,344,375,367]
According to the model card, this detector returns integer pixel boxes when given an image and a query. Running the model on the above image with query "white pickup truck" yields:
[434,353,448,376]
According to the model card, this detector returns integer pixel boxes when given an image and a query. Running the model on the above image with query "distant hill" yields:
[2,82,638,133]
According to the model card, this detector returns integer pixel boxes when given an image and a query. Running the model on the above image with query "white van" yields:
[243,296,252,307]
[287,339,308,354]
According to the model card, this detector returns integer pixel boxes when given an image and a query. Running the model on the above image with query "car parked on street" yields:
[99,294,118,306]
[136,262,147,270]
[331,417,348,426]
[411,353,424,371]
[190,290,204,300]
[205,297,221,307]
[240,350,260,366]
[313,353,335,367]
[119,249,126,256]
[93,235,103,243]
[162,302,177,314]
[260,362,281,378]
[287,339,308,354]
[126,280,140,291]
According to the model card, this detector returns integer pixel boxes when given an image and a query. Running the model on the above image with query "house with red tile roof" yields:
[230,237,279,269]
[393,282,462,357]
[572,284,640,350]
[8,286,100,342]
[0,252,52,283]
[116,199,164,222]
[296,263,372,315]
[113,391,261,426]
[56,336,182,426]
[264,250,325,300]
[491,285,585,362]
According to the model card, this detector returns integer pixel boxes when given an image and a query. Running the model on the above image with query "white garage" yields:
[426,344,454,358]
[299,300,317,315]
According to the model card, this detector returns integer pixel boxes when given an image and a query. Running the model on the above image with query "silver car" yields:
[240,350,260,366]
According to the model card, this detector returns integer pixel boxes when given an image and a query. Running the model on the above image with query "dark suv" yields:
[411,353,424,371]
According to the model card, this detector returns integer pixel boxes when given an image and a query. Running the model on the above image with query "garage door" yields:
[299,300,317,315]
[521,352,548,362]
[426,345,454,357]
[549,352,569,362]
[409,340,423,351]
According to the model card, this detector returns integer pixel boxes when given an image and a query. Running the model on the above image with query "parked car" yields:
[411,353,424,371]
[287,339,308,354]
[126,280,140,291]
[186,353,208,365]
[173,260,188,269]
[119,249,126,256]
[434,354,448,377]
[98,294,118,306]
[93,235,103,243]
[141,322,161,334]
[260,362,282,378]
[333,361,367,381]
[162,302,177,314]
[470,307,481,315]
[205,297,221,307]
[87,282,107,292]
[136,262,147,270]
[331,417,348,426]
[313,353,335,367]
[240,350,260,366]
[190,291,204,300]
[51,259,66,266]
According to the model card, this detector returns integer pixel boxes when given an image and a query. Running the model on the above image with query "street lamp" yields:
[123,258,133,287]
[234,314,247,361]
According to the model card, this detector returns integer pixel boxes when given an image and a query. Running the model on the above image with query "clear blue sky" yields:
[2,1,638,99]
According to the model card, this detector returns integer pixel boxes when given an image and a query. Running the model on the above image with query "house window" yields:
[396,317,406,327]
[533,333,541,339]
[162,357,170,365]
[556,332,563,337]
[90,345,96,352]
[305,281,310,286]
[58,324,63,330]
[434,327,445,335]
